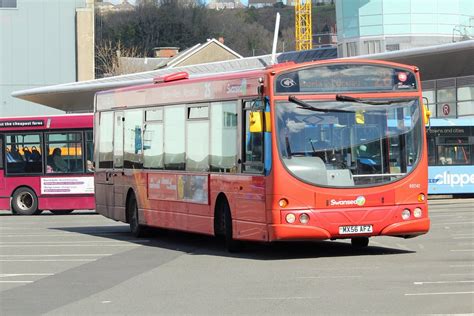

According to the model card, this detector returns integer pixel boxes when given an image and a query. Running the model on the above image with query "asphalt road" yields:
[1,199,473,315]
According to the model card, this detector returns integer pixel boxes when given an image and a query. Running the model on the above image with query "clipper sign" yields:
[330,196,366,206]
[428,166,474,194]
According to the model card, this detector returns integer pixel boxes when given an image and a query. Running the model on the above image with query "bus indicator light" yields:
[279,198,288,208]
[417,193,425,202]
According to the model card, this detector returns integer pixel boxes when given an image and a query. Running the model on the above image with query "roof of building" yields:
[11,40,474,112]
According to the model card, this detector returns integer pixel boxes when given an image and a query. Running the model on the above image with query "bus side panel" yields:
[39,196,95,211]
[210,174,268,242]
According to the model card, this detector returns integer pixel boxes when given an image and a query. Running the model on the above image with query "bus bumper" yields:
[380,217,430,238]
[268,216,430,241]
[269,224,331,241]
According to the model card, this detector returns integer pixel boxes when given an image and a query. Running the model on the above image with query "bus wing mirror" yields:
[422,97,431,129]
[249,112,263,133]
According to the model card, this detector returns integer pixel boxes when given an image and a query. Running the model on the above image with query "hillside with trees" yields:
[95,1,336,77]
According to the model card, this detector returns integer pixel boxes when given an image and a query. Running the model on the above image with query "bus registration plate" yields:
[339,225,373,235]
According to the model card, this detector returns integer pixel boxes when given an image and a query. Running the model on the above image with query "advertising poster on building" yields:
[41,177,94,195]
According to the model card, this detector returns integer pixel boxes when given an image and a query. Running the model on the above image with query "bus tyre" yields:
[128,195,147,238]
[351,237,369,248]
[223,202,241,253]
[12,187,39,216]
[50,210,74,215]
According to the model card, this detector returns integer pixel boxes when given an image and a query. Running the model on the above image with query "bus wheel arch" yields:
[125,189,146,237]
[11,186,42,215]
[214,193,241,252]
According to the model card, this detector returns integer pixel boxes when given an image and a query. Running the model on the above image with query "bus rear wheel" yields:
[12,187,39,216]
[128,195,147,238]
[50,210,74,215]
[351,237,369,248]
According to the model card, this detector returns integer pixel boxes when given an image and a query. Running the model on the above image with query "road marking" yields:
[450,249,474,252]
[0,240,150,244]
[432,222,474,226]
[414,280,474,285]
[453,237,474,239]
[0,281,34,284]
[0,254,112,257]
[239,297,316,300]
[1,273,53,277]
[405,291,474,296]
[450,264,474,268]
[297,275,362,279]
[0,259,97,262]
[440,273,474,277]
[0,245,143,248]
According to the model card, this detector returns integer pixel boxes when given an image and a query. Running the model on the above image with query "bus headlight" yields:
[299,213,310,224]
[401,209,411,220]
[286,213,296,224]
[413,208,422,218]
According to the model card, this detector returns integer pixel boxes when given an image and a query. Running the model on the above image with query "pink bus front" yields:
[0,114,95,215]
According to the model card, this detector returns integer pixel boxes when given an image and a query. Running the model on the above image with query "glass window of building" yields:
[0,0,17,8]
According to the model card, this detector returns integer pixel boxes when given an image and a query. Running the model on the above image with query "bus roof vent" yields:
[153,72,189,84]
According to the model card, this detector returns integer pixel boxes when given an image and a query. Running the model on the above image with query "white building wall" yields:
[0,0,87,116]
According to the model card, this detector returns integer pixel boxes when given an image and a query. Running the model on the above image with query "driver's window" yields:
[242,101,264,173]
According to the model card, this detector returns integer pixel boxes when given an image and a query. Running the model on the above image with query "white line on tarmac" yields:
[414,280,474,285]
[440,273,474,277]
[297,276,362,279]
[0,259,97,262]
[432,222,474,226]
[0,244,142,248]
[0,254,111,257]
[0,281,34,284]
[0,240,150,244]
[450,249,474,252]
[405,291,474,296]
[453,237,474,239]
[1,273,54,277]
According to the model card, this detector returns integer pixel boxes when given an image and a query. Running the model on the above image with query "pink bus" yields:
[0,114,95,215]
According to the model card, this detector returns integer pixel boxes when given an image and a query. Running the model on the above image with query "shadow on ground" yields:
[52,224,415,260]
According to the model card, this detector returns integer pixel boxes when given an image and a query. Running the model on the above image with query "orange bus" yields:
[94,59,430,250]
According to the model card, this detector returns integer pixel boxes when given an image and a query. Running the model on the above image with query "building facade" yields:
[0,0,94,116]
[336,0,474,57]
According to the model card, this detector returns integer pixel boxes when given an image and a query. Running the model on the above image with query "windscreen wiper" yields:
[335,94,400,105]
[288,95,353,113]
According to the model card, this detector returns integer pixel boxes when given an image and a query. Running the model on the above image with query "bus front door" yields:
[112,111,126,221]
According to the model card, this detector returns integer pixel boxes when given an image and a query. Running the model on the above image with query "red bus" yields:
[94,59,430,250]
[0,114,95,215]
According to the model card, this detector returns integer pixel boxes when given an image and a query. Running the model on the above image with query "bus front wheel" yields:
[128,195,147,238]
[351,237,369,248]
[222,201,242,252]
[12,187,39,216]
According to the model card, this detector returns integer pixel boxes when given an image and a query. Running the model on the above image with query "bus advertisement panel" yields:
[427,118,474,195]
[94,59,429,250]
[0,114,95,215]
